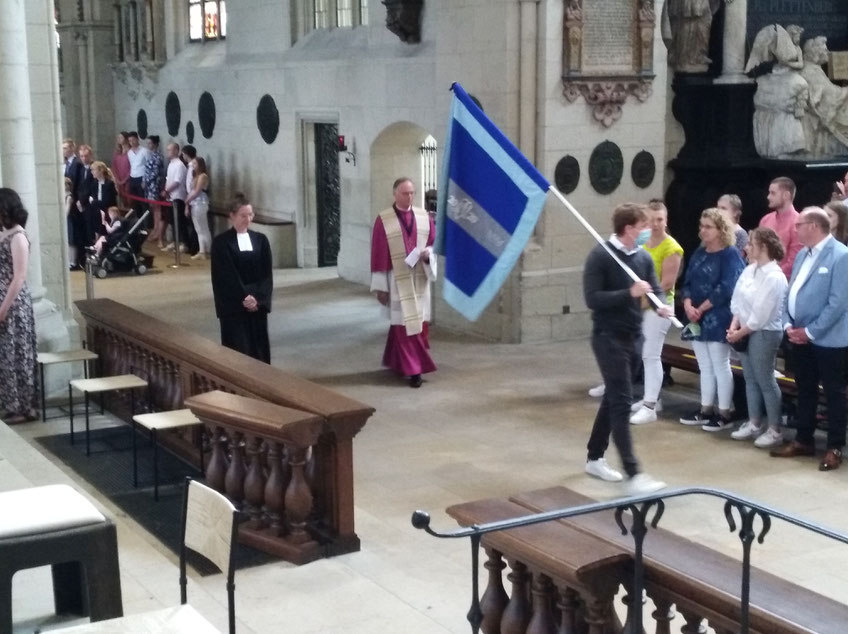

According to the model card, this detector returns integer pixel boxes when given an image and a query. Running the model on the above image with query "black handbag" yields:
[730,335,749,353]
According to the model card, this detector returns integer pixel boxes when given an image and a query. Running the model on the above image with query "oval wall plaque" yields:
[198,92,216,139]
[554,155,580,194]
[256,94,280,145]
[631,150,656,189]
[136,109,148,139]
[186,121,195,144]
[589,141,623,195]
[165,91,181,137]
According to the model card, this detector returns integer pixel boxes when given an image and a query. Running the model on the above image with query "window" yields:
[359,0,368,25]
[189,0,227,41]
[419,136,438,195]
[314,0,330,29]
[337,0,352,28]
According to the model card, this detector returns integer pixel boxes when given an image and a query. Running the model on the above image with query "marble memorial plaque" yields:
[582,0,635,74]
[829,51,848,81]
[748,0,848,51]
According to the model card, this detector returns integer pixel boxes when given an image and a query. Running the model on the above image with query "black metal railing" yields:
[411,486,848,634]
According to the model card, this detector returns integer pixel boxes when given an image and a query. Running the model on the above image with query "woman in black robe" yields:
[210,192,273,363]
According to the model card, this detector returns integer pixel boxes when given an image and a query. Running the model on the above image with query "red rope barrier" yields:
[121,191,174,207]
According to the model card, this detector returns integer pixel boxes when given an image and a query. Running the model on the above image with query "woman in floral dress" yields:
[0,188,38,423]
[142,135,165,247]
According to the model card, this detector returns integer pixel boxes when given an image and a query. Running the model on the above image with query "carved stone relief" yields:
[382,0,424,44]
[562,0,656,127]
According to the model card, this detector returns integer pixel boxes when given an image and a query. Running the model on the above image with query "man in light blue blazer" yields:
[771,207,848,470]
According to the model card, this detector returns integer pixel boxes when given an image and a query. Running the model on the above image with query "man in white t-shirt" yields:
[126,131,151,217]
[162,142,189,252]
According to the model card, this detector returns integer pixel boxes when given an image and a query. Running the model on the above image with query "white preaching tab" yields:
[236,232,253,251]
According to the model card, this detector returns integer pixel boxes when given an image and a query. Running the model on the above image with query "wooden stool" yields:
[36,349,99,422]
[69,375,149,456]
[0,484,122,631]
[131,409,203,501]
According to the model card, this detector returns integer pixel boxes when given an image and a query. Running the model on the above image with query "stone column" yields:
[518,0,540,163]
[715,0,753,84]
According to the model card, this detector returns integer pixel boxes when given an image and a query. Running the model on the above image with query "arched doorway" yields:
[369,121,436,217]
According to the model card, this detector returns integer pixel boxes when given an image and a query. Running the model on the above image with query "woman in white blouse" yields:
[726,227,788,448]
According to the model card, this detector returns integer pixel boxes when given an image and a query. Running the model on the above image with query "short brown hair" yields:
[229,192,250,214]
[647,200,667,214]
[392,177,414,192]
[771,176,796,199]
[612,203,648,235]
[701,207,736,248]
[749,227,785,262]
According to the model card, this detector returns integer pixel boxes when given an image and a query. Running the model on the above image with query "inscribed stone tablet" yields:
[582,0,636,74]
[829,52,848,81]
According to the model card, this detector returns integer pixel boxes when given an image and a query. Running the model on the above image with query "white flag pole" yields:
[548,185,684,329]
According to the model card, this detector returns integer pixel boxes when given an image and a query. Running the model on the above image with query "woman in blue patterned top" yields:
[679,207,746,431]
[142,135,165,247]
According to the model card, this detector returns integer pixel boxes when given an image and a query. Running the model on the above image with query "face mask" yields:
[635,228,651,247]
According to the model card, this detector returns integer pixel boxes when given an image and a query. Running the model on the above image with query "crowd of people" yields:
[63,133,212,270]
[585,174,848,495]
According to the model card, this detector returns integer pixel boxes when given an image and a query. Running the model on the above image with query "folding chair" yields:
[55,478,243,633]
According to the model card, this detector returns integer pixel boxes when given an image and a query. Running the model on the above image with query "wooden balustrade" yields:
[185,390,325,563]
[75,298,375,564]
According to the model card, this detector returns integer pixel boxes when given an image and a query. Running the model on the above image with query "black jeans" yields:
[587,330,641,477]
[792,343,847,449]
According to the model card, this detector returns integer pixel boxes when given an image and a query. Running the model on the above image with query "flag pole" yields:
[548,185,684,329]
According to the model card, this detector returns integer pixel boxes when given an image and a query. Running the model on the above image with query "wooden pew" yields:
[510,486,848,634]
[446,497,630,634]
[75,298,374,564]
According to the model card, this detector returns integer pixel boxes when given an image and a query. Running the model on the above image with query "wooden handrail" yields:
[75,298,375,564]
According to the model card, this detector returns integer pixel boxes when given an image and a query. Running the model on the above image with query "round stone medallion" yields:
[589,141,623,195]
[554,155,580,194]
[631,150,656,189]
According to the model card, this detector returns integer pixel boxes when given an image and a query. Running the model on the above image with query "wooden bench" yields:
[510,486,848,634]
[447,496,630,634]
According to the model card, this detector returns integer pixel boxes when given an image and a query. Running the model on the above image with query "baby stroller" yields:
[88,209,151,278]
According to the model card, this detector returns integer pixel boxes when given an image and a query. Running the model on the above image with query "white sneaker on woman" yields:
[731,420,763,441]
[753,427,784,448]
[631,398,663,413]
[584,458,623,482]
[630,406,658,425]
[588,384,605,398]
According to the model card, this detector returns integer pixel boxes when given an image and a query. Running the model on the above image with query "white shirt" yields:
[127,147,150,178]
[787,234,831,320]
[165,158,188,201]
[609,233,639,255]
[730,260,787,331]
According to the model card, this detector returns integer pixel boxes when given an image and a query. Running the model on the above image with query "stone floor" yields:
[5,259,848,633]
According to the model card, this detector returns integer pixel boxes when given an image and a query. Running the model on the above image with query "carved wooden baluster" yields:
[651,596,674,634]
[224,431,246,508]
[480,548,509,634]
[679,610,707,634]
[556,587,579,634]
[583,597,610,634]
[243,436,266,525]
[264,442,286,535]
[527,574,557,634]
[170,362,183,410]
[500,560,531,634]
[284,445,314,544]
[205,426,229,492]
[163,361,177,410]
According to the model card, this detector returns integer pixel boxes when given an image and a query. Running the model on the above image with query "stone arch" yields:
[369,121,435,217]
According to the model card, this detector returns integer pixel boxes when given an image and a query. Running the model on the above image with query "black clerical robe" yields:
[210,228,273,363]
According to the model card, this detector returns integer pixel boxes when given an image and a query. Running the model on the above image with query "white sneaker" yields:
[631,398,663,413]
[630,406,658,425]
[625,473,667,496]
[588,384,605,398]
[753,427,785,448]
[585,458,623,482]
[731,420,763,441]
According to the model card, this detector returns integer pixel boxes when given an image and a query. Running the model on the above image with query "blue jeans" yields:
[738,330,782,429]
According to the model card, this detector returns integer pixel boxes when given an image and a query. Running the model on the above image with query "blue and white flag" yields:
[435,83,550,322]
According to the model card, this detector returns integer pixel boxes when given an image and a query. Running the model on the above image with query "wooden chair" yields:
[56,478,243,633]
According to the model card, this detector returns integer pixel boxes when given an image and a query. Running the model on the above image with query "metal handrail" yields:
[411,486,848,634]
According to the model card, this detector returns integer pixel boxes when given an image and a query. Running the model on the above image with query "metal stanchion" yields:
[84,256,95,299]
[168,200,187,269]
